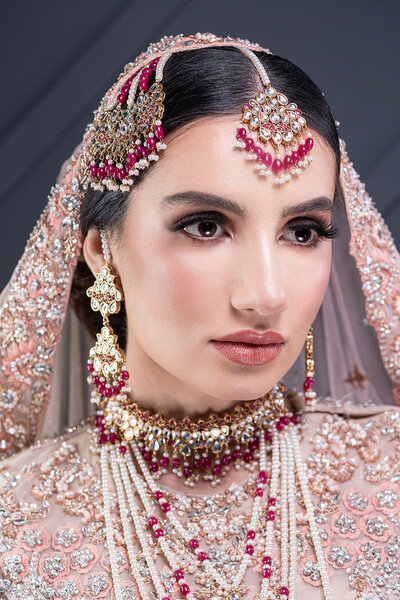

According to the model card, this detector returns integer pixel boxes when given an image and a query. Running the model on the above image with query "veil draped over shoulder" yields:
[0,34,399,458]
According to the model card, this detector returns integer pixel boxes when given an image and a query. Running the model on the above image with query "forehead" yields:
[135,116,337,211]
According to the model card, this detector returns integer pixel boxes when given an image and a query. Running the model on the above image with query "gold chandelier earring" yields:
[86,229,130,415]
[303,326,316,410]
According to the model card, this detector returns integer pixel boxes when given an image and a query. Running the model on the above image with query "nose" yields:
[230,236,287,317]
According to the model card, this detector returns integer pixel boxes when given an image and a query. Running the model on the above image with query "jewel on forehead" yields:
[235,47,314,185]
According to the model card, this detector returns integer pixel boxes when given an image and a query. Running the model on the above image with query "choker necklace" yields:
[89,363,297,487]
[88,363,333,600]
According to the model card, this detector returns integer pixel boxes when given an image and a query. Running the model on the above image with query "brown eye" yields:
[293,226,315,244]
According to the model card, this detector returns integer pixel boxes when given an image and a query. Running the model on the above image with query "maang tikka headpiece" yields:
[87,40,313,193]
[235,47,314,184]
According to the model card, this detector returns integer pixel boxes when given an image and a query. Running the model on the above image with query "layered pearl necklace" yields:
[92,379,333,600]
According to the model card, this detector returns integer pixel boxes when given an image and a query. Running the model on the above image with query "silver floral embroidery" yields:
[376,487,399,508]
[303,560,321,581]
[365,516,389,537]
[348,491,368,511]
[84,572,108,595]
[360,541,382,562]
[21,528,43,547]
[334,513,357,535]
[71,546,95,569]
[55,579,80,600]
[328,545,352,567]
[55,527,77,548]
[42,554,66,579]
[1,555,24,581]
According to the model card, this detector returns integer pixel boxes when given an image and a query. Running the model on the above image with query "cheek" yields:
[290,245,332,320]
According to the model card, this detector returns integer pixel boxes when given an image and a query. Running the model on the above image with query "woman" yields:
[0,32,399,600]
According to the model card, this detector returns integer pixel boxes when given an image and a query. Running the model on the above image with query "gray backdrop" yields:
[0,0,399,289]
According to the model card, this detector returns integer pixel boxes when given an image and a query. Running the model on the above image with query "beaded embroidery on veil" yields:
[0,32,398,457]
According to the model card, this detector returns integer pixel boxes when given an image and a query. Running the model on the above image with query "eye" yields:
[282,218,338,247]
[171,212,228,243]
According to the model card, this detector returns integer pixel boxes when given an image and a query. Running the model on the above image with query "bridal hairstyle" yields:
[70,47,341,352]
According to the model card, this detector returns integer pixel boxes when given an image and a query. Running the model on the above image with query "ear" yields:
[82,228,104,277]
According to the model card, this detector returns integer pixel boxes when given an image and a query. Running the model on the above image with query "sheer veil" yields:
[0,34,398,458]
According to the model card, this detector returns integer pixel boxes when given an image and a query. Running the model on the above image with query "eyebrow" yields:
[161,191,334,219]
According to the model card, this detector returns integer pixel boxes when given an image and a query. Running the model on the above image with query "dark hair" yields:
[70,47,340,350]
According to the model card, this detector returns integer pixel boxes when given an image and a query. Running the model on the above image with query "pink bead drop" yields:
[298,144,307,156]
[174,569,184,581]
[244,137,254,150]
[161,502,170,513]
[139,80,148,91]
[280,586,289,596]
[112,386,120,395]
[189,538,199,549]
[105,388,112,398]
[233,449,242,460]
[143,451,152,462]
[303,376,314,391]
[172,458,181,468]
[183,466,193,479]
[98,383,106,394]
[253,146,263,159]
[212,464,222,475]
[92,375,100,386]
[305,136,314,151]
[162,597,171,600]
[247,530,256,539]
[142,67,153,77]
[146,137,157,151]
[283,155,292,170]
[160,456,170,468]
[222,454,232,466]
[265,430,273,442]
[193,458,201,469]
[246,544,254,555]
[244,452,253,464]
[256,487,264,497]
[154,490,164,499]
[149,58,159,69]
[236,127,247,140]
[97,433,107,445]
[281,416,290,426]
[291,150,300,163]
[259,470,267,484]
[267,510,276,521]
[141,147,150,157]
[148,516,158,527]
[249,439,259,452]
[117,93,127,105]
[263,567,272,578]
[198,552,207,561]
[180,584,190,596]
[269,497,276,506]
[149,461,159,473]
[290,414,300,425]
[276,420,285,431]
[272,158,283,173]
[89,165,97,177]
[263,152,272,167]
[263,556,272,565]
[154,528,164,538]
[108,432,117,443]
[87,363,94,373]
[154,125,165,140]
[119,445,127,454]
[201,456,212,470]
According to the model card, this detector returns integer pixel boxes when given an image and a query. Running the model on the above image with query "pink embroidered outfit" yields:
[0,33,399,600]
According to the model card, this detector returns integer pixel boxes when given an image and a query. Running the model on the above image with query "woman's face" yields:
[86,116,337,417]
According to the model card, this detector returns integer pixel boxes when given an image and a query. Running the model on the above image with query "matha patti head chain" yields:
[87,45,313,193]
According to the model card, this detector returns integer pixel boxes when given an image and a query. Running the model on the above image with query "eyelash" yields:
[171,211,339,247]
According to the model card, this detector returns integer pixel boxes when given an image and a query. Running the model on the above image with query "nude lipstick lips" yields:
[211,329,285,366]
